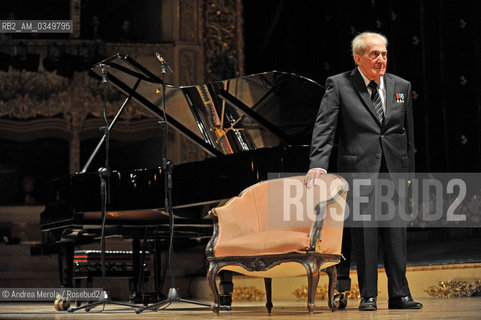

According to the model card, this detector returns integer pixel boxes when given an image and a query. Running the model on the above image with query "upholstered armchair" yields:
[205,174,348,314]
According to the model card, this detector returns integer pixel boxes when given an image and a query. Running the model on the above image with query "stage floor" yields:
[0,297,480,319]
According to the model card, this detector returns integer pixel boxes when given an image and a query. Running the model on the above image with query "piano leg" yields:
[131,239,142,302]
[58,241,74,288]
[131,239,163,304]
[153,240,162,294]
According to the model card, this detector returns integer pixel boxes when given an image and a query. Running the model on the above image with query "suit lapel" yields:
[350,68,382,127]
[384,74,395,124]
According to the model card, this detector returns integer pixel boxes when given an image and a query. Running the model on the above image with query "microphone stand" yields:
[136,56,225,314]
[67,64,139,313]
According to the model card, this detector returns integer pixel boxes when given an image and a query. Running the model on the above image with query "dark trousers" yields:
[351,157,411,298]
[352,226,410,298]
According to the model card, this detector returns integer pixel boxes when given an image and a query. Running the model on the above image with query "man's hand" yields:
[304,168,326,189]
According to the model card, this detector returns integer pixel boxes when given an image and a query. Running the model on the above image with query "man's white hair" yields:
[351,32,388,59]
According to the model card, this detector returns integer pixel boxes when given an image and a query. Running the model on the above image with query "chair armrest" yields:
[308,176,348,251]
[309,203,326,250]
[205,209,219,258]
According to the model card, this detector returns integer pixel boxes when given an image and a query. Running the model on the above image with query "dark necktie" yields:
[368,80,384,124]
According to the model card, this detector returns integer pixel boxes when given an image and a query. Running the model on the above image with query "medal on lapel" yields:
[396,92,405,103]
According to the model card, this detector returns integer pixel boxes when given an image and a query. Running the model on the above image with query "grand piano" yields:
[40,54,325,300]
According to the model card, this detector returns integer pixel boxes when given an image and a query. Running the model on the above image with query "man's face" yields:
[354,36,387,81]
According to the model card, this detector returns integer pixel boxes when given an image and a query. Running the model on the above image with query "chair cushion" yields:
[214,230,310,257]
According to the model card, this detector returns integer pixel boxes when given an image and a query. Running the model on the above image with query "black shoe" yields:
[359,297,377,311]
[388,296,423,309]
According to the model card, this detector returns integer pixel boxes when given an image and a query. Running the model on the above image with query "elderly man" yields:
[305,32,422,311]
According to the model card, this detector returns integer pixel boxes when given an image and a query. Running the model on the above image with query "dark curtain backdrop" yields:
[243,0,481,173]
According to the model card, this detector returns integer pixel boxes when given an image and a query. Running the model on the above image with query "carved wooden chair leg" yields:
[207,262,222,315]
[219,271,233,310]
[306,258,321,314]
[264,278,273,314]
[325,265,338,312]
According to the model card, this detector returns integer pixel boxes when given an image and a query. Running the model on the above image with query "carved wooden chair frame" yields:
[205,177,347,314]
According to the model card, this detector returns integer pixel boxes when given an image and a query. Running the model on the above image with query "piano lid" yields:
[91,54,324,156]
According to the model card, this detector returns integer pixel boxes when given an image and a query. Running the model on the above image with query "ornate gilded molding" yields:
[232,286,265,301]
[293,283,361,300]
[0,71,151,122]
[0,69,154,172]
[204,0,244,81]
[406,263,481,272]
[425,280,481,298]
[0,1,246,169]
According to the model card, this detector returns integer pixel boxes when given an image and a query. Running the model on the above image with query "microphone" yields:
[155,52,174,74]
[92,53,120,68]
[98,63,108,83]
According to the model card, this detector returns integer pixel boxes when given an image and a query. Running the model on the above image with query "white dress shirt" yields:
[358,67,386,113]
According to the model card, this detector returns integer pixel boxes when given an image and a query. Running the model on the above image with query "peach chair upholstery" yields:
[205,174,348,314]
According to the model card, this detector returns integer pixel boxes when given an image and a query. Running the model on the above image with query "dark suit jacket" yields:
[309,68,415,174]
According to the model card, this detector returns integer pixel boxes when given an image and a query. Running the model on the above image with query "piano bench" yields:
[73,250,151,303]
